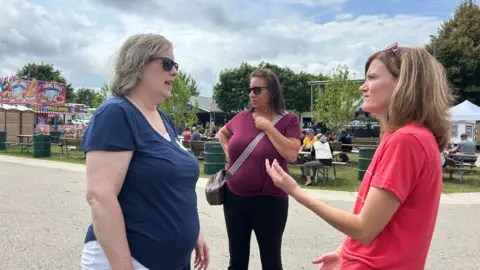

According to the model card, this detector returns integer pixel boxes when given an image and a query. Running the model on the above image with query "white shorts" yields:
[82,240,149,270]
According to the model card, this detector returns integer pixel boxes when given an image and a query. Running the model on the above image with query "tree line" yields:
[10,0,479,131]
[214,0,480,129]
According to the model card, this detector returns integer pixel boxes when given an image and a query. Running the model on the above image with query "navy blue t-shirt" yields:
[81,96,200,270]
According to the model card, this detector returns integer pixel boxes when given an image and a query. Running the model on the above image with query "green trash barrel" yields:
[358,148,376,181]
[0,131,6,151]
[33,134,51,158]
[203,142,226,175]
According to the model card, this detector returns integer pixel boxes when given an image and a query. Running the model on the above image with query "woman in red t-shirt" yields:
[266,44,454,270]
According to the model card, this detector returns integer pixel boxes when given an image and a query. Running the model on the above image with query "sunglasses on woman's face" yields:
[245,86,267,95]
[151,56,179,72]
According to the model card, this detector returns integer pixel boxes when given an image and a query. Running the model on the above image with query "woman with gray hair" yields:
[81,33,209,270]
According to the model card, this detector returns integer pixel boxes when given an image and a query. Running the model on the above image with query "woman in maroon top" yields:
[217,68,302,269]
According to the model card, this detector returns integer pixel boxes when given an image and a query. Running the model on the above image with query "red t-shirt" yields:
[341,122,442,269]
[225,110,302,198]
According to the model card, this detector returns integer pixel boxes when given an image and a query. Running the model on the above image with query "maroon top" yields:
[225,110,302,199]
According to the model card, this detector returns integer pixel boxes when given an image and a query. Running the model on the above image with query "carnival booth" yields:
[0,78,73,135]
[449,100,480,143]
[0,104,34,143]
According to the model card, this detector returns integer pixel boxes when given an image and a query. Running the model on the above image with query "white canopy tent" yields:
[449,100,480,143]
[450,100,480,121]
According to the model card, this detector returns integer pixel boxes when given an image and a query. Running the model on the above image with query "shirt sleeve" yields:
[283,113,302,139]
[81,103,136,152]
[370,133,424,203]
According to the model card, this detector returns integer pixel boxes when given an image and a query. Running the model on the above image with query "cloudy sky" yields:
[0,0,457,97]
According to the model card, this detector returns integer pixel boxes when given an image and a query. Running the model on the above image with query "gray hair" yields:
[110,33,173,96]
[316,134,327,143]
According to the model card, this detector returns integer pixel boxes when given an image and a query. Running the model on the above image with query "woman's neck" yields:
[127,89,160,112]
[254,106,274,118]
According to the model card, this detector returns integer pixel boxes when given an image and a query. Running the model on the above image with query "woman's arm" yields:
[266,159,400,244]
[290,186,400,244]
[85,150,134,269]
[265,124,300,162]
[216,126,232,158]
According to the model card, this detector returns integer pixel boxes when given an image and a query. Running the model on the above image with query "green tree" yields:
[313,65,363,131]
[91,82,110,108]
[178,72,200,96]
[159,73,198,128]
[16,62,76,103]
[213,62,256,113]
[426,0,480,104]
[185,100,199,128]
[213,62,320,114]
[75,88,96,107]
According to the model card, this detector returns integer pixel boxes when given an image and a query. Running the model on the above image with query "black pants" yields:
[223,185,288,270]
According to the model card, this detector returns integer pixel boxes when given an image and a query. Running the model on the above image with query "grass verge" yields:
[1,145,479,193]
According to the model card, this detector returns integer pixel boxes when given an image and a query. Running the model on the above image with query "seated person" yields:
[191,127,202,141]
[328,131,336,142]
[448,134,477,163]
[301,129,317,150]
[303,135,333,186]
[338,128,353,152]
[300,130,307,148]
[182,127,191,141]
[440,152,446,168]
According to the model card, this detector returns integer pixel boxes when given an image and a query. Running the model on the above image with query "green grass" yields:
[2,145,479,193]
[0,145,86,164]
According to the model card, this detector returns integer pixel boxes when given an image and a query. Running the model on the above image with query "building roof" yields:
[189,96,223,113]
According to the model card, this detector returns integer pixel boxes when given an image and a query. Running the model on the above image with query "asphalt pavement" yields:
[0,156,479,269]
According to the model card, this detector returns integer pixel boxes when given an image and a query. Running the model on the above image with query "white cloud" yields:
[0,0,442,97]
[335,13,355,20]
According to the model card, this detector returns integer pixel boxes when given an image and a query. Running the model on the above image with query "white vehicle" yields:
[70,113,90,125]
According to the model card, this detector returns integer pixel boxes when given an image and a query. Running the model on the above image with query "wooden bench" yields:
[62,138,84,158]
[288,161,347,184]
[4,141,33,153]
[182,140,191,149]
[444,166,478,182]
[352,138,379,145]
[190,141,205,159]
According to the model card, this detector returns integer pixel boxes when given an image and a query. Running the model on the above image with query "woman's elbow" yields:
[85,187,116,206]
[354,236,374,245]
[85,189,101,206]
[352,230,377,245]
[285,150,299,162]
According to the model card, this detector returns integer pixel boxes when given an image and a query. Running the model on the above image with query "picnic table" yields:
[5,135,33,153]
[294,149,348,183]
[341,143,378,149]
[62,138,84,158]
[446,153,478,182]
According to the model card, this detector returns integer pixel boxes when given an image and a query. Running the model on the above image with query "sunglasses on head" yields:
[245,86,268,95]
[151,56,179,72]
[383,42,402,58]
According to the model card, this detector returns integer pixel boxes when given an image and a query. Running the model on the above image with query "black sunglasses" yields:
[151,56,179,72]
[245,86,268,95]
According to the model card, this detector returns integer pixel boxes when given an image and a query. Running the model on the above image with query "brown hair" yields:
[365,47,455,150]
[249,68,286,114]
